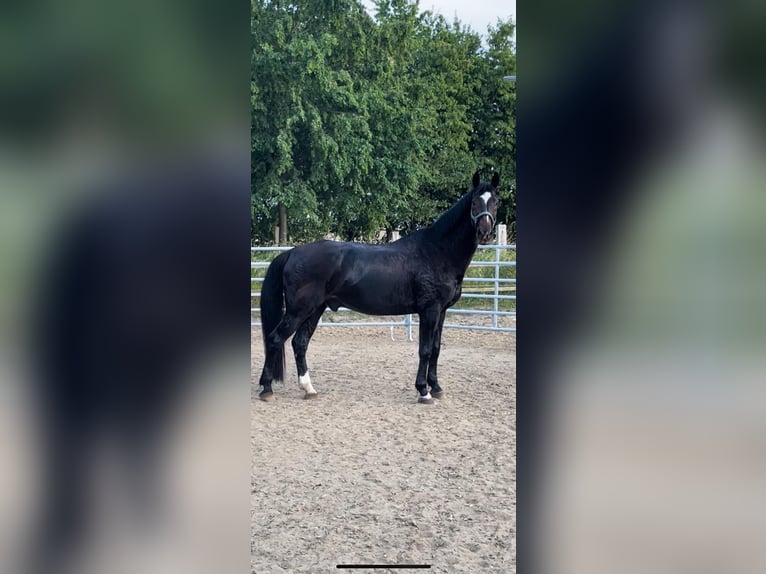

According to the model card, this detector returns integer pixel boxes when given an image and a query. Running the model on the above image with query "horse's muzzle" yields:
[476,216,495,244]
[477,232,495,244]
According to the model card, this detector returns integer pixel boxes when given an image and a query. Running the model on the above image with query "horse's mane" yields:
[425,191,472,237]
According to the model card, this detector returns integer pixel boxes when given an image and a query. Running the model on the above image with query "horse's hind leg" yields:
[259,312,304,400]
[292,305,325,399]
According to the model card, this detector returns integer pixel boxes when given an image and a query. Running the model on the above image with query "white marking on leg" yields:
[299,372,316,395]
[480,191,491,205]
[421,392,432,400]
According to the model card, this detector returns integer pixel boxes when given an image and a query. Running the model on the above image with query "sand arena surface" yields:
[251,324,516,573]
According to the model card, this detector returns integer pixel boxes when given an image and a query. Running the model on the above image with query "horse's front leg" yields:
[426,309,447,399]
[415,308,440,404]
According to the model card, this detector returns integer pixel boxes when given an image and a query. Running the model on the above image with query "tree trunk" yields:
[278,203,287,245]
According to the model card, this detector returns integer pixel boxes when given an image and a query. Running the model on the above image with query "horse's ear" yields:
[491,172,500,188]
[472,171,480,188]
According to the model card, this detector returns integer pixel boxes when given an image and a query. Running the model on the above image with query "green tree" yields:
[251,0,378,243]
[251,0,516,244]
[411,11,484,225]
[469,18,517,236]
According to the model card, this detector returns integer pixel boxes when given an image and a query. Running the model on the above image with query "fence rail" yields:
[251,243,516,339]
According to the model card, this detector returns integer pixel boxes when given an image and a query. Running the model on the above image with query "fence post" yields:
[405,314,413,342]
[493,245,500,328]
[496,223,507,246]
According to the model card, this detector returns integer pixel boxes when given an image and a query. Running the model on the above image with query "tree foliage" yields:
[251,0,516,243]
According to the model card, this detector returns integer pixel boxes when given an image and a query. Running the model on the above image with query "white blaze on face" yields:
[299,372,316,395]
[479,191,491,207]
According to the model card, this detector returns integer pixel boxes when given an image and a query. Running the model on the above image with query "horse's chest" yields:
[446,278,463,306]
[420,275,462,304]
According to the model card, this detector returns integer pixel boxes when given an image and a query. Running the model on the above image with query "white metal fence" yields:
[251,244,516,339]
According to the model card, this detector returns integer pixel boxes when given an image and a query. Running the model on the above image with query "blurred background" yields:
[0,1,250,573]
[519,0,766,572]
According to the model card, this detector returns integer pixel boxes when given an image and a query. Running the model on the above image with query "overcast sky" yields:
[361,0,516,37]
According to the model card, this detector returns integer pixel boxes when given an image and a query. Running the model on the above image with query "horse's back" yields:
[285,239,346,275]
[286,239,404,272]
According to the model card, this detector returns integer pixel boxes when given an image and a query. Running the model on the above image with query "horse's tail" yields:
[260,250,291,382]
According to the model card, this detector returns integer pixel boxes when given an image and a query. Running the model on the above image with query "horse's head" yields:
[470,171,500,244]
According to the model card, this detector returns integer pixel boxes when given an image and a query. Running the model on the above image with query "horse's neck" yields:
[451,223,480,272]
[426,210,478,273]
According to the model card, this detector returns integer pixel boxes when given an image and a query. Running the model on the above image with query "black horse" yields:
[258,171,500,404]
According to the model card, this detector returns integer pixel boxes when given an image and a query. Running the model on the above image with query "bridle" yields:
[471,208,495,228]
[470,196,496,230]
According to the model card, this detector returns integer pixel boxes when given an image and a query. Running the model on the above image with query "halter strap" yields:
[471,209,496,228]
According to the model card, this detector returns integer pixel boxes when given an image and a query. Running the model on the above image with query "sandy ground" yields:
[251,323,516,573]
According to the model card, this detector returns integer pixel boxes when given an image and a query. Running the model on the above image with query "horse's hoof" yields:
[418,396,434,404]
[431,390,444,399]
[259,391,274,402]
[303,392,318,400]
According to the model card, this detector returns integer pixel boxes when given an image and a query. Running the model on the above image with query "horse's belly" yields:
[330,279,413,316]
[331,292,411,315]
